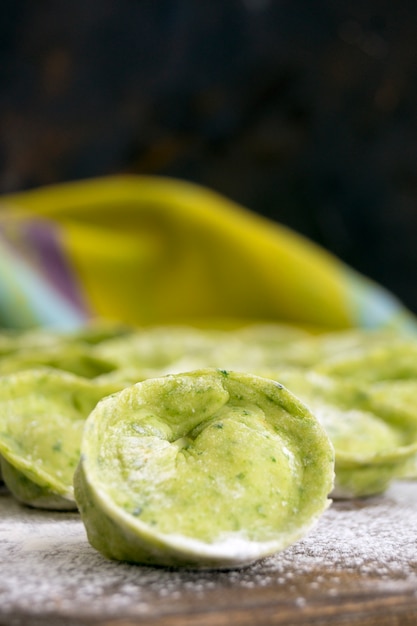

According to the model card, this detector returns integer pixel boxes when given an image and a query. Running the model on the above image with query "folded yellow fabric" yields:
[0,175,414,333]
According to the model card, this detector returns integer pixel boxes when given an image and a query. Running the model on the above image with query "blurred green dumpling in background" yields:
[91,322,312,383]
[364,379,417,479]
[268,369,417,498]
[0,368,123,510]
[0,319,134,379]
[316,338,417,382]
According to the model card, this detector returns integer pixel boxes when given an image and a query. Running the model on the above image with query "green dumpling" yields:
[316,339,417,382]
[0,320,135,379]
[0,368,122,509]
[364,379,417,478]
[269,369,417,497]
[0,343,117,379]
[74,368,334,569]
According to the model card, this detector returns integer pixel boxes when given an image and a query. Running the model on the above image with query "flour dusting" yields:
[0,480,416,625]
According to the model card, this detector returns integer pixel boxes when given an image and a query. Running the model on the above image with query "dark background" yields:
[1,1,417,312]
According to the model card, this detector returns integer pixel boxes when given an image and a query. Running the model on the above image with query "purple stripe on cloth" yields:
[0,219,89,315]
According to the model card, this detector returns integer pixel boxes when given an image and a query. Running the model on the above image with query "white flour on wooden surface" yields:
[0,480,416,625]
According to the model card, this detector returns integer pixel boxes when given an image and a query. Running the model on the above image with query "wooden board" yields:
[0,480,416,626]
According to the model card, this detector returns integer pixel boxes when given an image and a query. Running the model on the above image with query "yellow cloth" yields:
[0,175,414,332]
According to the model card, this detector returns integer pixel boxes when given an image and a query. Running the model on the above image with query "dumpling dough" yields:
[75,368,334,569]
[0,368,122,509]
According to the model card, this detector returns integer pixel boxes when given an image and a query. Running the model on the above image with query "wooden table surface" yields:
[0,480,416,626]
